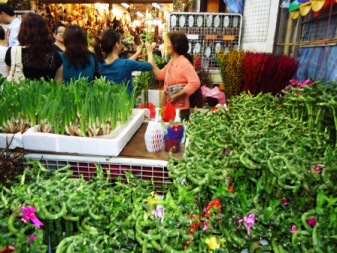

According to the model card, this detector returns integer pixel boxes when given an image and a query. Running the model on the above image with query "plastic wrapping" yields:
[144,108,164,152]
[201,86,226,105]
[223,0,243,14]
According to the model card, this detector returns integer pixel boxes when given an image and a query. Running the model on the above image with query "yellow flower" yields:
[205,237,220,250]
[146,196,162,205]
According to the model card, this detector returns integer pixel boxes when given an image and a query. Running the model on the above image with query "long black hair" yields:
[169,32,193,64]
[100,29,120,55]
[63,25,91,69]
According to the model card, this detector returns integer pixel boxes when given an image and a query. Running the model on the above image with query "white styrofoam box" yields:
[22,109,145,156]
[0,132,23,149]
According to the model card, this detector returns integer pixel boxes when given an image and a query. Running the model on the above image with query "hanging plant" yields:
[7,0,31,10]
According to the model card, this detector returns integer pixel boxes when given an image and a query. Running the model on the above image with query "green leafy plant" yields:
[0,78,134,137]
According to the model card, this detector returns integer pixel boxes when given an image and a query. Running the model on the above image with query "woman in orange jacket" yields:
[149,32,201,121]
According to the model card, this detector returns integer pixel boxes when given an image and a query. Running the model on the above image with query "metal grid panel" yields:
[242,0,271,43]
[25,154,172,192]
[168,12,242,70]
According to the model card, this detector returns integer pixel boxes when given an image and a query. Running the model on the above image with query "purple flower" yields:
[307,216,317,227]
[290,225,297,233]
[28,235,38,243]
[152,205,164,222]
[283,198,288,206]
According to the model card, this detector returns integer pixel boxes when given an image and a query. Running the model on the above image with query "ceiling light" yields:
[152,3,161,9]
[121,3,130,8]
[137,12,144,17]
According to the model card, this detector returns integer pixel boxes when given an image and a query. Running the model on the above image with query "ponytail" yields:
[184,53,193,65]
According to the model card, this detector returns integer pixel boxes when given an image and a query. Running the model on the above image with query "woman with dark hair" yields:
[149,32,200,121]
[53,22,66,53]
[61,25,97,83]
[5,12,63,82]
[98,29,153,94]
[89,36,104,64]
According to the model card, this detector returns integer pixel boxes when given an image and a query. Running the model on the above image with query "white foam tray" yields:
[0,132,23,149]
[22,109,145,156]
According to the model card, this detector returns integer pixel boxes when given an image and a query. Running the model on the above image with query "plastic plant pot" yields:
[164,137,182,153]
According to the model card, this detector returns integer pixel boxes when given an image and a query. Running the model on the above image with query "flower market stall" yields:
[1,79,337,252]
[1,1,337,252]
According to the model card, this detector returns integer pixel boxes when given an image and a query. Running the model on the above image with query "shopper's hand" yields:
[169,94,179,104]
[135,44,143,55]
[145,42,155,52]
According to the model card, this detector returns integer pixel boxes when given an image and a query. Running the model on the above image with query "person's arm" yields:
[169,60,200,104]
[129,44,143,60]
[54,65,63,83]
[9,23,20,47]
[5,47,11,75]
[145,42,162,78]
[54,52,63,83]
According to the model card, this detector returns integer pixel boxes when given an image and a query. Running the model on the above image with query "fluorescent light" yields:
[137,11,144,17]
[152,3,161,9]
[121,3,130,8]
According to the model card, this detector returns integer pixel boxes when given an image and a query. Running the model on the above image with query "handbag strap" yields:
[10,46,17,68]
[10,46,22,67]
[15,46,22,65]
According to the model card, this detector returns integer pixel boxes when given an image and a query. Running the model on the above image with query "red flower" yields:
[204,199,221,218]
[228,186,234,193]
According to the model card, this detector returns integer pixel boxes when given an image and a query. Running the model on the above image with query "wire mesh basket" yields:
[25,154,172,193]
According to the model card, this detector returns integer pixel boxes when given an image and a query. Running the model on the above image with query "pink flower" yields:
[21,206,43,228]
[28,235,38,243]
[283,198,288,206]
[239,213,255,236]
[314,167,321,173]
[289,79,298,85]
[203,221,209,232]
[290,225,297,233]
[300,79,313,86]
[152,205,165,222]
[307,216,317,227]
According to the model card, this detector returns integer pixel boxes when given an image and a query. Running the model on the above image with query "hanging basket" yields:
[300,2,312,16]
[310,0,326,12]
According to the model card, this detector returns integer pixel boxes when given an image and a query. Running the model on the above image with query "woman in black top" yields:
[5,13,63,81]
[53,22,66,53]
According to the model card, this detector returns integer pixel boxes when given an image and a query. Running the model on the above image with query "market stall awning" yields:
[38,0,172,3]
[289,0,337,19]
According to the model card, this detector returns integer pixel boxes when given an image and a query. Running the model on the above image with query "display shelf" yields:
[168,12,242,70]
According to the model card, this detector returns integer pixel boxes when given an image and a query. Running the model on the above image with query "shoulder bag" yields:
[7,46,25,83]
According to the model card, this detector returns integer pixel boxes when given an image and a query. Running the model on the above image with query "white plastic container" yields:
[22,109,145,156]
[0,132,23,149]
